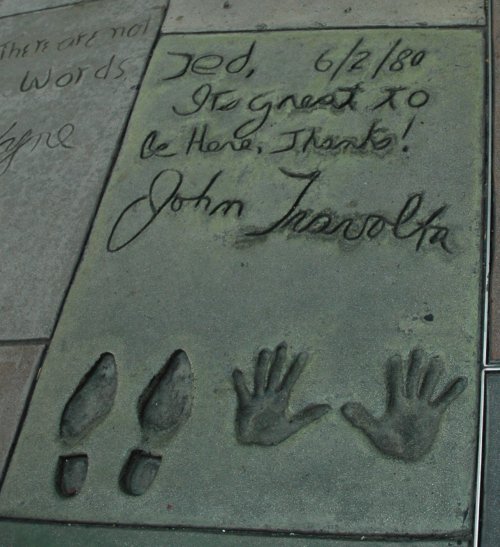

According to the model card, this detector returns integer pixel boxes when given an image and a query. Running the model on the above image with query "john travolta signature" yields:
[106,167,451,253]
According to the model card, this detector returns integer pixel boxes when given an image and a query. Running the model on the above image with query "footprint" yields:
[56,353,118,497]
[56,454,88,497]
[120,350,193,496]
[120,449,161,496]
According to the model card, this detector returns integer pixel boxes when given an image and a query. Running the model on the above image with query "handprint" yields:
[232,342,331,446]
[341,348,467,462]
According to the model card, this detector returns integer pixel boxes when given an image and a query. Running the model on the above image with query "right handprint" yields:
[341,348,467,462]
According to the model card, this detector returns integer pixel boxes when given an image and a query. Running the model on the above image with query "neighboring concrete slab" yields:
[0,344,44,477]
[0,0,87,18]
[0,28,483,539]
[0,0,164,339]
[489,0,500,362]
[0,521,467,547]
[162,0,485,33]
[480,372,500,547]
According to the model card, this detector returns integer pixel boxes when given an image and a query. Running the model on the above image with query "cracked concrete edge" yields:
[489,0,500,362]
[0,520,470,546]
[162,0,486,34]
[0,0,172,20]
[0,0,91,18]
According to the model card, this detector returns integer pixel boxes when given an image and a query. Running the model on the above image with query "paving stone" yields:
[0,0,87,18]
[0,344,44,477]
[162,0,485,33]
[480,372,500,547]
[0,0,164,339]
[489,0,500,362]
[0,28,483,539]
[0,521,468,547]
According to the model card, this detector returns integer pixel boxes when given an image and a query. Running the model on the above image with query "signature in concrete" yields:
[0,121,74,176]
[245,168,451,253]
[107,166,452,254]
[106,167,244,252]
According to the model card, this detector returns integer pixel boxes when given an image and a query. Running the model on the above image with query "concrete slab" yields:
[0,344,44,477]
[480,372,500,547]
[0,0,88,18]
[489,0,500,362]
[0,0,164,339]
[0,28,484,539]
[162,0,485,33]
[0,520,467,547]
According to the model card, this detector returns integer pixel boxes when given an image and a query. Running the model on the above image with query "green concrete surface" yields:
[0,28,484,539]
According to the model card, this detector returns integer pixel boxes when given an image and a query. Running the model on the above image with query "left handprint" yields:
[232,342,331,446]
